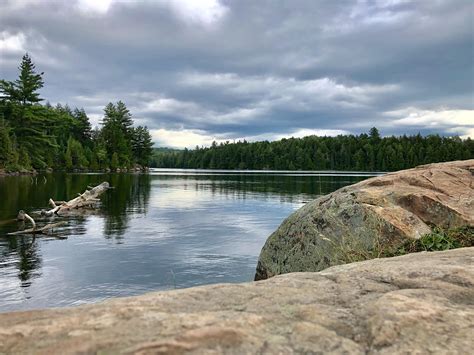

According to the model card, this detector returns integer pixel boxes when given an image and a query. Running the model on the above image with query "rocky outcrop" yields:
[0,248,473,354]
[255,160,474,280]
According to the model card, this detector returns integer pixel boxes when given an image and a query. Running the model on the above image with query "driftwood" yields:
[8,211,66,237]
[42,182,110,216]
[6,182,111,238]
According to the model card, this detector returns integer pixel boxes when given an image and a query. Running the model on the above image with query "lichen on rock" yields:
[255,160,474,280]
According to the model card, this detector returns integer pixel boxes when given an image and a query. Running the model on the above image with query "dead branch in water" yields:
[42,182,111,216]
[6,182,111,238]
[9,211,66,237]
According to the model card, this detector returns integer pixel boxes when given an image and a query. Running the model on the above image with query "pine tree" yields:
[0,119,16,169]
[110,152,119,170]
[369,127,380,142]
[131,126,154,167]
[115,101,133,137]
[0,53,44,105]
[64,147,73,170]
[100,101,136,168]
[72,108,92,143]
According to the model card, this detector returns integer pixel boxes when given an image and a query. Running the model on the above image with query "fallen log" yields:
[42,182,110,216]
[7,222,67,237]
[8,212,66,237]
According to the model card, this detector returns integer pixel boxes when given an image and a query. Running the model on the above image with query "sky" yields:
[1,0,473,148]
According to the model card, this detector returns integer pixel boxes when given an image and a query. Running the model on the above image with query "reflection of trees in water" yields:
[101,174,151,240]
[16,237,42,286]
[154,174,366,202]
[0,172,361,289]
[0,173,151,287]
[0,233,42,287]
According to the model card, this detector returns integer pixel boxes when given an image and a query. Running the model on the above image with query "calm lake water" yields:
[0,169,379,312]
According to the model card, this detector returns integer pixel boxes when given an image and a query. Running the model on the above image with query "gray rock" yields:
[255,160,474,280]
[0,248,473,354]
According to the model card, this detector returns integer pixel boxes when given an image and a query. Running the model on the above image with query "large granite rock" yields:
[0,248,473,354]
[255,160,474,280]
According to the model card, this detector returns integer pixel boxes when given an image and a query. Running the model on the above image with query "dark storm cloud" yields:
[1,0,472,147]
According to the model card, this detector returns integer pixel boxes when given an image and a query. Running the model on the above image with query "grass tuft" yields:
[389,225,474,256]
[329,225,474,266]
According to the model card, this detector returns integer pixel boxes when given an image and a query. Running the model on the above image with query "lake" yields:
[0,169,380,312]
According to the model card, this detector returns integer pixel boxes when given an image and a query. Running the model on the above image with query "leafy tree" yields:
[65,137,88,169]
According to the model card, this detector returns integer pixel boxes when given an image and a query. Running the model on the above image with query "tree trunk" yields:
[42,182,110,216]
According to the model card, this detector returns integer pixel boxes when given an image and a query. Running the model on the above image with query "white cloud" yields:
[76,0,114,14]
[151,128,221,148]
[74,0,228,23]
[275,128,350,139]
[88,113,103,128]
[0,31,26,53]
[165,0,228,26]
[386,108,473,126]
[350,0,413,24]
[235,129,350,144]
[141,97,200,115]
[384,108,474,137]
[151,127,351,149]
[457,128,474,139]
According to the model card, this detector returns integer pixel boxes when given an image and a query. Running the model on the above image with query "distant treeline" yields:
[0,54,153,172]
[151,128,473,171]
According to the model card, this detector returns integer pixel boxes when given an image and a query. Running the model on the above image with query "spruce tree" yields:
[0,119,16,169]
[73,108,92,143]
[0,53,44,105]
[131,126,154,167]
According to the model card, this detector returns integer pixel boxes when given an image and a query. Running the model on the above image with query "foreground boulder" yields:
[0,248,473,354]
[255,160,474,280]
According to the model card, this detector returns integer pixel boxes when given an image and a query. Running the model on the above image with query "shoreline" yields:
[0,167,150,177]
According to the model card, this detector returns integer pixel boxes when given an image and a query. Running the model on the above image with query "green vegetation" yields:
[392,226,474,255]
[0,54,153,172]
[333,226,474,265]
[151,127,473,171]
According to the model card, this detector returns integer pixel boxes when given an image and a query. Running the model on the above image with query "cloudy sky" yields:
[1,0,473,147]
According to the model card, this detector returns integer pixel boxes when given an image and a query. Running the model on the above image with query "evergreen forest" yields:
[0,54,153,172]
[151,128,473,171]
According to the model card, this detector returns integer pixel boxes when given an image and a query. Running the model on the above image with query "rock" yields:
[0,248,473,354]
[255,160,474,280]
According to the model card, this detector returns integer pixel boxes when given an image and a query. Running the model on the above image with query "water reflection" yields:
[147,173,363,202]
[0,170,371,312]
[0,173,151,292]
[101,174,152,239]
[0,235,41,287]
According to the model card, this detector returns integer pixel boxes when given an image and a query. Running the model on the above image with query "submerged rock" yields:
[0,248,473,354]
[255,160,474,280]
